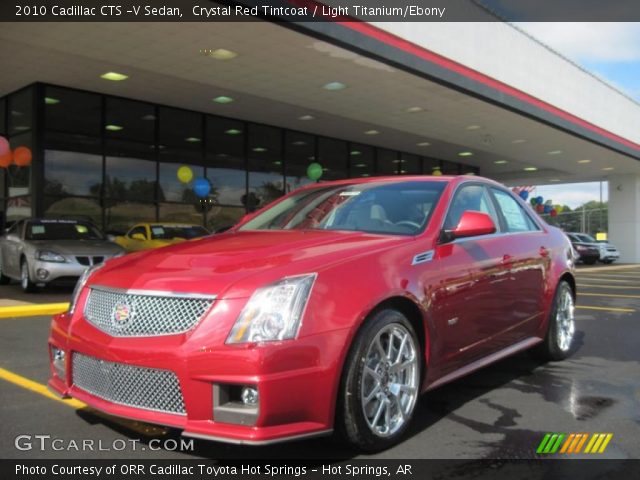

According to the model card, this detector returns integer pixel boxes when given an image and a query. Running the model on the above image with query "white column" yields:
[608,174,640,263]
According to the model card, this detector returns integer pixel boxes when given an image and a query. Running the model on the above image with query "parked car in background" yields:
[114,223,210,252]
[566,232,620,264]
[565,233,600,265]
[0,218,124,292]
[49,176,576,451]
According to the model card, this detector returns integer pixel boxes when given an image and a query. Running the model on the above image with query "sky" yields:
[513,22,639,208]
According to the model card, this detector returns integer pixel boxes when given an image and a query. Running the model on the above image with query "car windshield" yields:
[25,220,104,241]
[150,225,209,240]
[239,181,446,236]
[577,234,596,243]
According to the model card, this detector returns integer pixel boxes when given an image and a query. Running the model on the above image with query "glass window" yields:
[8,133,32,197]
[441,160,461,175]
[206,116,246,207]
[317,138,347,180]
[127,225,148,238]
[44,86,101,136]
[159,107,202,150]
[159,150,204,203]
[149,223,208,240]
[241,180,446,236]
[460,164,480,176]
[205,205,245,233]
[444,184,499,231]
[400,153,421,175]
[44,133,102,197]
[8,87,33,136]
[349,144,374,178]
[422,157,441,175]
[376,149,399,176]
[491,188,539,232]
[158,203,204,226]
[248,124,283,211]
[106,97,155,143]
[284,131,315,193]
[0,97,6,134]
[105,140,157,203]
[44,196,102,226]
[106,202,156,234]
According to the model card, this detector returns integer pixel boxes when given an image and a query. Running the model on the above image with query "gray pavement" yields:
[1,265,639,459]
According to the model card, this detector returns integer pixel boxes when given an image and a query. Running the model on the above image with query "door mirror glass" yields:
[447,210,496,240]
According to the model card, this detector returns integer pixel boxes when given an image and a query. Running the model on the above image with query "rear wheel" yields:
[337,309,421,452]
[535,281,575,361]
[0,254,10,284]
[20,259,37,293]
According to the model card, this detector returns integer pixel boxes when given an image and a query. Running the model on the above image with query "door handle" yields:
[539,246,549,258]
[501,254,514,265]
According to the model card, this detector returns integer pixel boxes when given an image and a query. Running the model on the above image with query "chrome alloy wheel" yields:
[21,262,29,290]
[556,288,575,352]
[361,323,419,437]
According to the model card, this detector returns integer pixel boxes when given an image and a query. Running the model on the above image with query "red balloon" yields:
[0,136,9,157]
[550,209,558,217]
[0,151,12,168]
[13,146,32,167]
[536,204,545,213]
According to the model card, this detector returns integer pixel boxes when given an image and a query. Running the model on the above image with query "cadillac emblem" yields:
[112,302,133,328]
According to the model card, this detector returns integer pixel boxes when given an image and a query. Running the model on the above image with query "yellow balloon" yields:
[555,205,564,213]
[177,165,193,184]
[432,168,442,176]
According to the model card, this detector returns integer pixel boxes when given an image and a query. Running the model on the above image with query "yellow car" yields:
[114,223,210,252]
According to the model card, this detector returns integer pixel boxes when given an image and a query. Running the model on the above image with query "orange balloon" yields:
[0,151,12,168]
[13,146,32,167]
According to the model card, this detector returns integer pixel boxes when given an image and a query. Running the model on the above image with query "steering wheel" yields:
[395,220,421,230]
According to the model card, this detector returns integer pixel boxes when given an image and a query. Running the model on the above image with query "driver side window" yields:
[128,226,147,239]
[444,185,499,232]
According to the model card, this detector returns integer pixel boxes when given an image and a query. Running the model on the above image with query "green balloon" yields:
[307,162,323,181]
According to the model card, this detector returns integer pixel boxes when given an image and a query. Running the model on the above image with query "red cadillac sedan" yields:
[48,176,576,451]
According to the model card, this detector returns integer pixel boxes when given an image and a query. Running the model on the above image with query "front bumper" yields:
[31,256,117,284]
[48,299,346,445]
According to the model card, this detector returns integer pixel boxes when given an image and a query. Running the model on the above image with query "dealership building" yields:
[1,5,640,259]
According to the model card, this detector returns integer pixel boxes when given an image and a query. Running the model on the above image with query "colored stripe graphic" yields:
[539,433,613,454]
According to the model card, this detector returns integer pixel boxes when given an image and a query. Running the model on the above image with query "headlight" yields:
[36,250,65,263]
[68,263,104,315]
[226,273,316,344]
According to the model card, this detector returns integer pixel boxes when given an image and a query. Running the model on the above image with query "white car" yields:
[566,233,620,264]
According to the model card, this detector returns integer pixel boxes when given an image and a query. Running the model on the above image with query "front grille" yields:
[76,256,90,266]
[84,286,215,337]
[72,353,185,415]
[76,256,106,266]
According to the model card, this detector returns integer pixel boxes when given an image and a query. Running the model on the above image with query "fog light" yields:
[36,268,49,280]
[241,386,259,406]
[51,346,66,382]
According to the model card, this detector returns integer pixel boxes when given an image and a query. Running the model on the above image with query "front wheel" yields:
[336,309,421,452]
[21,259,37,293]
[0,254,10,284]
[535,281,575,361]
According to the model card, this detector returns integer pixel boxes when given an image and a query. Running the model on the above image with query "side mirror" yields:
[441,211,496,243]
[131,233,146,241]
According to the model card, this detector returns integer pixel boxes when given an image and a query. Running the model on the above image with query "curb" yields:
[0,303,69,319]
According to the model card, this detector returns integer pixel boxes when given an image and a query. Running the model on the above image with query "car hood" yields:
[94,230,406,298]
[29,240,124,256]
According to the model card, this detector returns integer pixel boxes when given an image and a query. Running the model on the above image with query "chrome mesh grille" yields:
[84,286,214,337]
[72,353,186,415]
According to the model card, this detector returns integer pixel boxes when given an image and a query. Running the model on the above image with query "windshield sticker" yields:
[75,225,89,234]
[151,227,165,235]
[31,225,46,235]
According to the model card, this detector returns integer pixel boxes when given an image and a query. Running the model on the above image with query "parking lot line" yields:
[577,284,640,290]
[578,274,640,280]
[574,277,639,284]
[0,367,85,409]
[580,292,640,299]
[0,303,70,319]
[576,306,636,313]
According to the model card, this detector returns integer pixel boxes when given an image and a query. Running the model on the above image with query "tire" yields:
[602,260,614,264]
[336,309,421,452]
[20,259,37,293]
[0,254,10,285]
[535,281,575,361]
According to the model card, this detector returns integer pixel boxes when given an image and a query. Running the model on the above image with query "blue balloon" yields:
[543,205,552,214]
[193,177,211,198]
[519,190,529,201]
[536,196,544,205]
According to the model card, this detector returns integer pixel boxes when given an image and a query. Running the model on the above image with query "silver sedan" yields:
[0,218,125,292]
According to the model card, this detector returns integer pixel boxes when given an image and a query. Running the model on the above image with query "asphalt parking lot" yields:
[1,264,639,460]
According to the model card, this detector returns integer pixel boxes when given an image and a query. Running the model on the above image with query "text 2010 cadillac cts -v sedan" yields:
[48,176,576,451]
